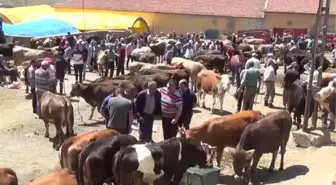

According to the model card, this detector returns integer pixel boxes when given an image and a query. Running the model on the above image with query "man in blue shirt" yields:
[100,88,116,120]
[178,79,197,129]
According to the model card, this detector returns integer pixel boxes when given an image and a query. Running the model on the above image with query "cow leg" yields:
[268,148,279,173]
[197,91,201,106]
[215,147,224,167]
[55,123,65,150]
[211,95,216,113]
[88,106,96,120]
[219,93,225,114]
[26,85,29,94]
[250,153,262,184]
[202,91,206,108]
[43,119,50,138]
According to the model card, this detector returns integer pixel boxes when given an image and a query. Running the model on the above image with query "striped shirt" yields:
[160,87,182,118]
[35,68,50,92]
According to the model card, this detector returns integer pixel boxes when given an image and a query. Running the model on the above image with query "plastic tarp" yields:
[0,5,54,24]
[3,18,80,37]
[54,8,149,32]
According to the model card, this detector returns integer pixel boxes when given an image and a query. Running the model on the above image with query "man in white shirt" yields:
[245,53,261,70]
[263,61,276,107]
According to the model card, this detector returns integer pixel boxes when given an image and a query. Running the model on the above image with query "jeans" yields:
[31,88,37,114]
[177,110,193,129]
[74,64,83,83]
[162,117,178,140]
[139,112,154,142]
[116,59,125,76]
[105,61,115,78]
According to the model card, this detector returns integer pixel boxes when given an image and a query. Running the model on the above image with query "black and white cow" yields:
[77,135,138,185]
[112,137,214,185]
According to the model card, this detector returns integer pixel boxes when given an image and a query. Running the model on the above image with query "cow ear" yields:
[224,147,236,155]
[244,149,255,160]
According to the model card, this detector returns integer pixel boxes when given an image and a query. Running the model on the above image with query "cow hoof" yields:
[202,104,206,108]
[268,169,275,173]
[44,134,49,138]
[278,167,284,171]
[55,145,61,151]
[220,110,224,114]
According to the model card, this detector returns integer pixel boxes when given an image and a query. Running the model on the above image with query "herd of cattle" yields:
[0,35,336,185]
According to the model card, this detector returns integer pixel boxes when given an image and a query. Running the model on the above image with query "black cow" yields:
[112,137,213,185]
[287,79,315,129]
[193,54,227,74]
[0,43,15,57]
[225,111,292,184]
[77,135,138,185]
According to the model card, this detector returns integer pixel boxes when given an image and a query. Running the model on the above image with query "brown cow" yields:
[225,111,292,184]
[178,110,264,167]
[59,129,120,177]
[0,168,18,185]
[40,92,75,150]
[27,169,77,185]
[196,69,231,113]
[137,68,189,86]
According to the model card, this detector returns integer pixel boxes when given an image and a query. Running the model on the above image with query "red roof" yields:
[265,0,336,15]
[54,0,265,18]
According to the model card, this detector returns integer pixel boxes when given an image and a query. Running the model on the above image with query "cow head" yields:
[224,147,255,182]
[313,86,336,102]
[70,83,85,97]
[17,66,25,81]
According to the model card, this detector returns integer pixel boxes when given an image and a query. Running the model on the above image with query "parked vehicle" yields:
[237,29,272,43]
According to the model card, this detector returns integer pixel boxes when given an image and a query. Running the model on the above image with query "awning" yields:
[0,5,54,24]
[3,17,80,37]
[54,8,150,33]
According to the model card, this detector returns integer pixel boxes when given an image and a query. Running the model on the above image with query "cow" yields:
[137,68,189,86]
[313,86,336,130]
[138,53,156,64]
[196,69,231,113]
[131,47,152,60]
[12,46,55,66]
[149,41,166,63]
[27,169,77,185]
[69,80,137,120]
[178,110,264,167]
[59,129,120,176]
[287,79,315,130]
[192,50,222,60]
[77,135,138,185]
[171,57,206,90]
[193,54,227,73]
[0,43,15,57]
[225,111,292,184]
[112,137,214,185]
[0,168,18,185]
[39,92,75,150]
[129,62,177,73]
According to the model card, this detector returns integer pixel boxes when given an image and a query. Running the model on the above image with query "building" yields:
[264,0,336,34]
[54,0,266,34]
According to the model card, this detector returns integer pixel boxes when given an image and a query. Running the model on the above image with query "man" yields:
[263,60,276,108]
[35,60,51,118]
[245,53,261,70]
[116,43,125,76]
[235,66,247,113]
[126,41,135,69]
[160,79,182,140]
[135,81,161,143]
[86,41,94,72]
[80,41,88,81]
[28,59,37,114]
[105,45,118,78]
[282,63,300,108]
[0,54,17,82]
[165,44,173,65]
[66,32,75,49]
[322,75,336,130]
[106,87,133,134]
[64,42,72,74]
[239,62,261,110]
[178,79,196,130]
[100,88,116,120]
[46,59,56,93]
[55,49,67,95]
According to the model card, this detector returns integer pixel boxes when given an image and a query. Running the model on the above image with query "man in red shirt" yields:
[117,43,126,76]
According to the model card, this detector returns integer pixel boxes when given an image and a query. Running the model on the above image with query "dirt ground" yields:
[0,65,335,185]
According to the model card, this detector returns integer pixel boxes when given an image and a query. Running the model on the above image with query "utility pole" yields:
[302,0,324,132]
[311,0,331,128]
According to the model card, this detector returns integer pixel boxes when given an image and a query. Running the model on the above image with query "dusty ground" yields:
[0,64,335,185]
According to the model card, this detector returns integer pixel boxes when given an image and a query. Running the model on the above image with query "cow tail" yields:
[60,140,71,168]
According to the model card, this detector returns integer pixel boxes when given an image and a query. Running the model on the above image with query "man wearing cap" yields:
[263,60,276,108]
[245,53,261,70]
[160,79,182,140]
[55,49,67,95]
[28,59,37,114]
[35,60,51,117]
[238,61,261,110]
[177,79,196,130]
